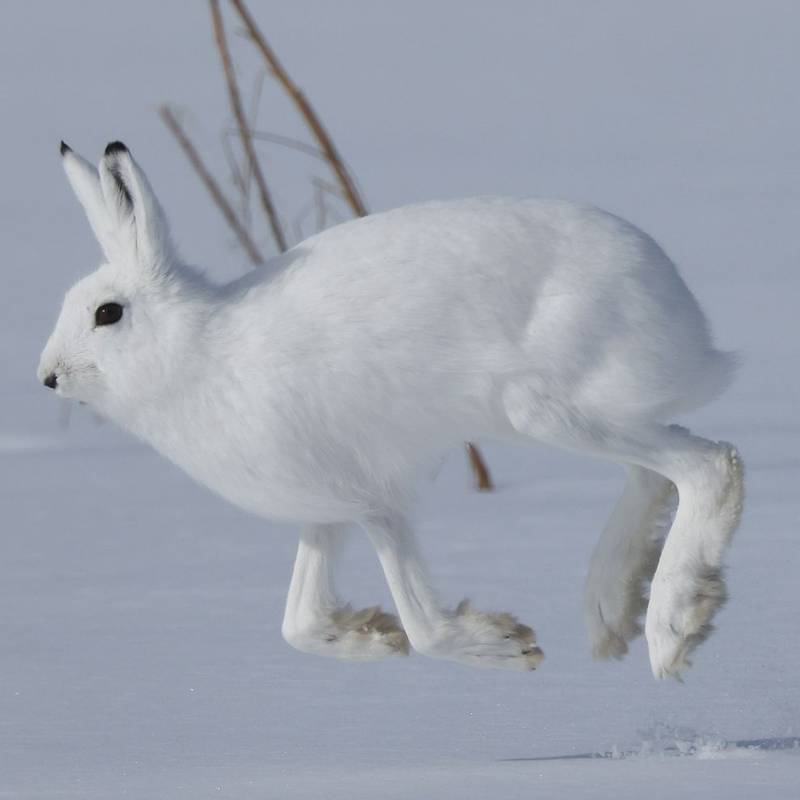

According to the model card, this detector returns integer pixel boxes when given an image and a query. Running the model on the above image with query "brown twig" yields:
[170,1,494,491]
[228,0,493,491]
[228,0,368,218]
[229,128,327,161]
[220,130,249,219]
[466,443,493,491]
[158,105,265,265]
[292,178,349,242]
[211,0,288,253]
[314,181,328,233]
[311,176,346,202]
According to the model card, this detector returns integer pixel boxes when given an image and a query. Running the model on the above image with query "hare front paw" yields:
[418,600,544,671]
[283,605,409,661]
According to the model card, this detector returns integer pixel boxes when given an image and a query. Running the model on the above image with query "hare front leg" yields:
[282,524,409,660]
[364,514,544,671]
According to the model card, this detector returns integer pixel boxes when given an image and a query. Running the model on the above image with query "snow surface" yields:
[1,1,798,797]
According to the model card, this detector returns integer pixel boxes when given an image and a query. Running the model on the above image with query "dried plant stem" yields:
[168,0,493,491]
[234,129,326,161]
[158,105,265,265]
[466,443,493,491]
[227,0,492,490]
[228,0,368,218]
[211,0,287,253]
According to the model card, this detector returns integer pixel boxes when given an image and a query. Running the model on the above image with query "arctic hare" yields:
[39,142,743,679]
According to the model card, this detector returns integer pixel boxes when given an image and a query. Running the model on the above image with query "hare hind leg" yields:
[644,441,743,678]
[282,523,409,660]
[503,382,744,679]
[585,465,675,660]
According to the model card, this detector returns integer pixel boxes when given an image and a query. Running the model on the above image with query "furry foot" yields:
[421,600,544,671]
[585,525,668,660]
[283,605,409,661]
[646,445,743,679]
[585,473,675,660]
[586,594,646,660]
[645,567,728,679]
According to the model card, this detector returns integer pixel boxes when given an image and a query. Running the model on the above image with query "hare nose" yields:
[43,372,58,390]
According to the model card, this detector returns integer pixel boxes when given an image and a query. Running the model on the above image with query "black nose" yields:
[43,372,58,390]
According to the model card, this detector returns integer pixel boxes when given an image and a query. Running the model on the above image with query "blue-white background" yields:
[1,2,798,797]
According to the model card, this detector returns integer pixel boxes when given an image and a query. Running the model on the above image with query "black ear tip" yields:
[104,140,129,157]
[60,140,71,156]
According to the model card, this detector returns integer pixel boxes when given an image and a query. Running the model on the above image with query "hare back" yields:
[229,198,731,424]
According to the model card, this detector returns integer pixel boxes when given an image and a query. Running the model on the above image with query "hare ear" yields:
[60,141,118,262]
[98,141,176,273]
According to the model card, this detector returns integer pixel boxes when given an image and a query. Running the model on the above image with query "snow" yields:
[1,1,798,797]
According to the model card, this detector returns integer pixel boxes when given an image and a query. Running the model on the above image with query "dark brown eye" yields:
[95,302,124,327]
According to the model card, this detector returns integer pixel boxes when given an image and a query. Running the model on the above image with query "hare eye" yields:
[95,302,124,327]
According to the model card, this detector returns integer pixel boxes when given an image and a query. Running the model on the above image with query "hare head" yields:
[38,142,206,420]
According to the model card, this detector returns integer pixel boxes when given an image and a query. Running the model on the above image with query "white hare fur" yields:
[39,142,743,679]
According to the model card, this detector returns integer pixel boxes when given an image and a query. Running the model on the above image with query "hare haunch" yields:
[39,142,743,678]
